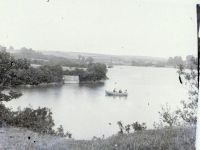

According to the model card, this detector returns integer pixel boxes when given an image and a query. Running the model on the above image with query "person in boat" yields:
[113,88,116,92]
[119,89,122,93]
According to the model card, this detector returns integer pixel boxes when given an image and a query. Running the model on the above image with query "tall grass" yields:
[0,126,196,150]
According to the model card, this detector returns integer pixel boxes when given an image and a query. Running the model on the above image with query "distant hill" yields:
[43,51,167,65]
[4,45,167,67]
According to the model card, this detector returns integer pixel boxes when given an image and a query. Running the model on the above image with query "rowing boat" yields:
[105,90,128,96]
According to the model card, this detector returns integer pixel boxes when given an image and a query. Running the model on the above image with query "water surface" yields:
[6,66,188,139]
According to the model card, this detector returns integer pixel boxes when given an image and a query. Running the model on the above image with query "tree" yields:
[167,56,183,67]
[86,57,94,64]
[65,131,72,138]
[158,103,179,127]
[56,125,65,137]
[185,55,196,69]
[87,63,107,80]
[0,50,22,102]
[167,57,174,66]
[174,56,183,68]
[176,57,198,125]
[78,55,86,63]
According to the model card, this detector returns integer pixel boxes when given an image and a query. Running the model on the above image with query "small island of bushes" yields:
[63,63,107,83]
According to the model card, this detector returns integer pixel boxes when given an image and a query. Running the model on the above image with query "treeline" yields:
[0,50,63,86]
[167,55,196,68]
[63,63,107,82]
[131,60,166,67]
[131,55,196,68]
[5,46,92,68]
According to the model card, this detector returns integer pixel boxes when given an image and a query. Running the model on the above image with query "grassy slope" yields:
[0,127,196,150]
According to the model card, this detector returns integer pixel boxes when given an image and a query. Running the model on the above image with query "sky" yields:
[0,0,198,58]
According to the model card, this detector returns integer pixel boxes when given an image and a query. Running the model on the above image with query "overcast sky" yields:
[0,0,198,58]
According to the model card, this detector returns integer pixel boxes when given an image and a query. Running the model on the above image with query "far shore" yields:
[16,79,107,88]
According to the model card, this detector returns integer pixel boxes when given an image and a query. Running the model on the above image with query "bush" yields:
[11,106,55,134]
[132,122,147,131]
[0,103,71,137]
[0,103,13,127]
[117,121,147,134]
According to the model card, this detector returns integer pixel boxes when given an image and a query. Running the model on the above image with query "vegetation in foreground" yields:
[0,126,195,150]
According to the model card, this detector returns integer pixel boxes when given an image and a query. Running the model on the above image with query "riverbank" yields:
[17,79,107,88]
[17,82,64,88]
[0,127,195,150]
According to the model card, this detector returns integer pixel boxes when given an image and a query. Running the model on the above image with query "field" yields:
[0,127,196,150]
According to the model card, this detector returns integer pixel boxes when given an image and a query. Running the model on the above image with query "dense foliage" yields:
[79,63,107,82]
[0,103,54,133]
[0,50,22,102]
[0,50,63,88]
[0,103,71,137]
[64,63,107,82]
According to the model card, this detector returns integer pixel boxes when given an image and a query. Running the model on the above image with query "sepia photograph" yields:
[0,0,199,149]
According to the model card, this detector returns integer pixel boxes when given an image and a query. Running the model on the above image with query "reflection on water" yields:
[79,82,105,89]
[6,66,188,139]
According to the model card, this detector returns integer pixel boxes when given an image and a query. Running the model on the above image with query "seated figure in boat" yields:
[113,88,116,92]
[119,89,122,93]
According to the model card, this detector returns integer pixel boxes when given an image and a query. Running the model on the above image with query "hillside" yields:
[5,46,167,66]
[0,127,195,150]
[43,51,167,65]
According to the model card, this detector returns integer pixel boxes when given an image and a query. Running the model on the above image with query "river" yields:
[6,66,188,139]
